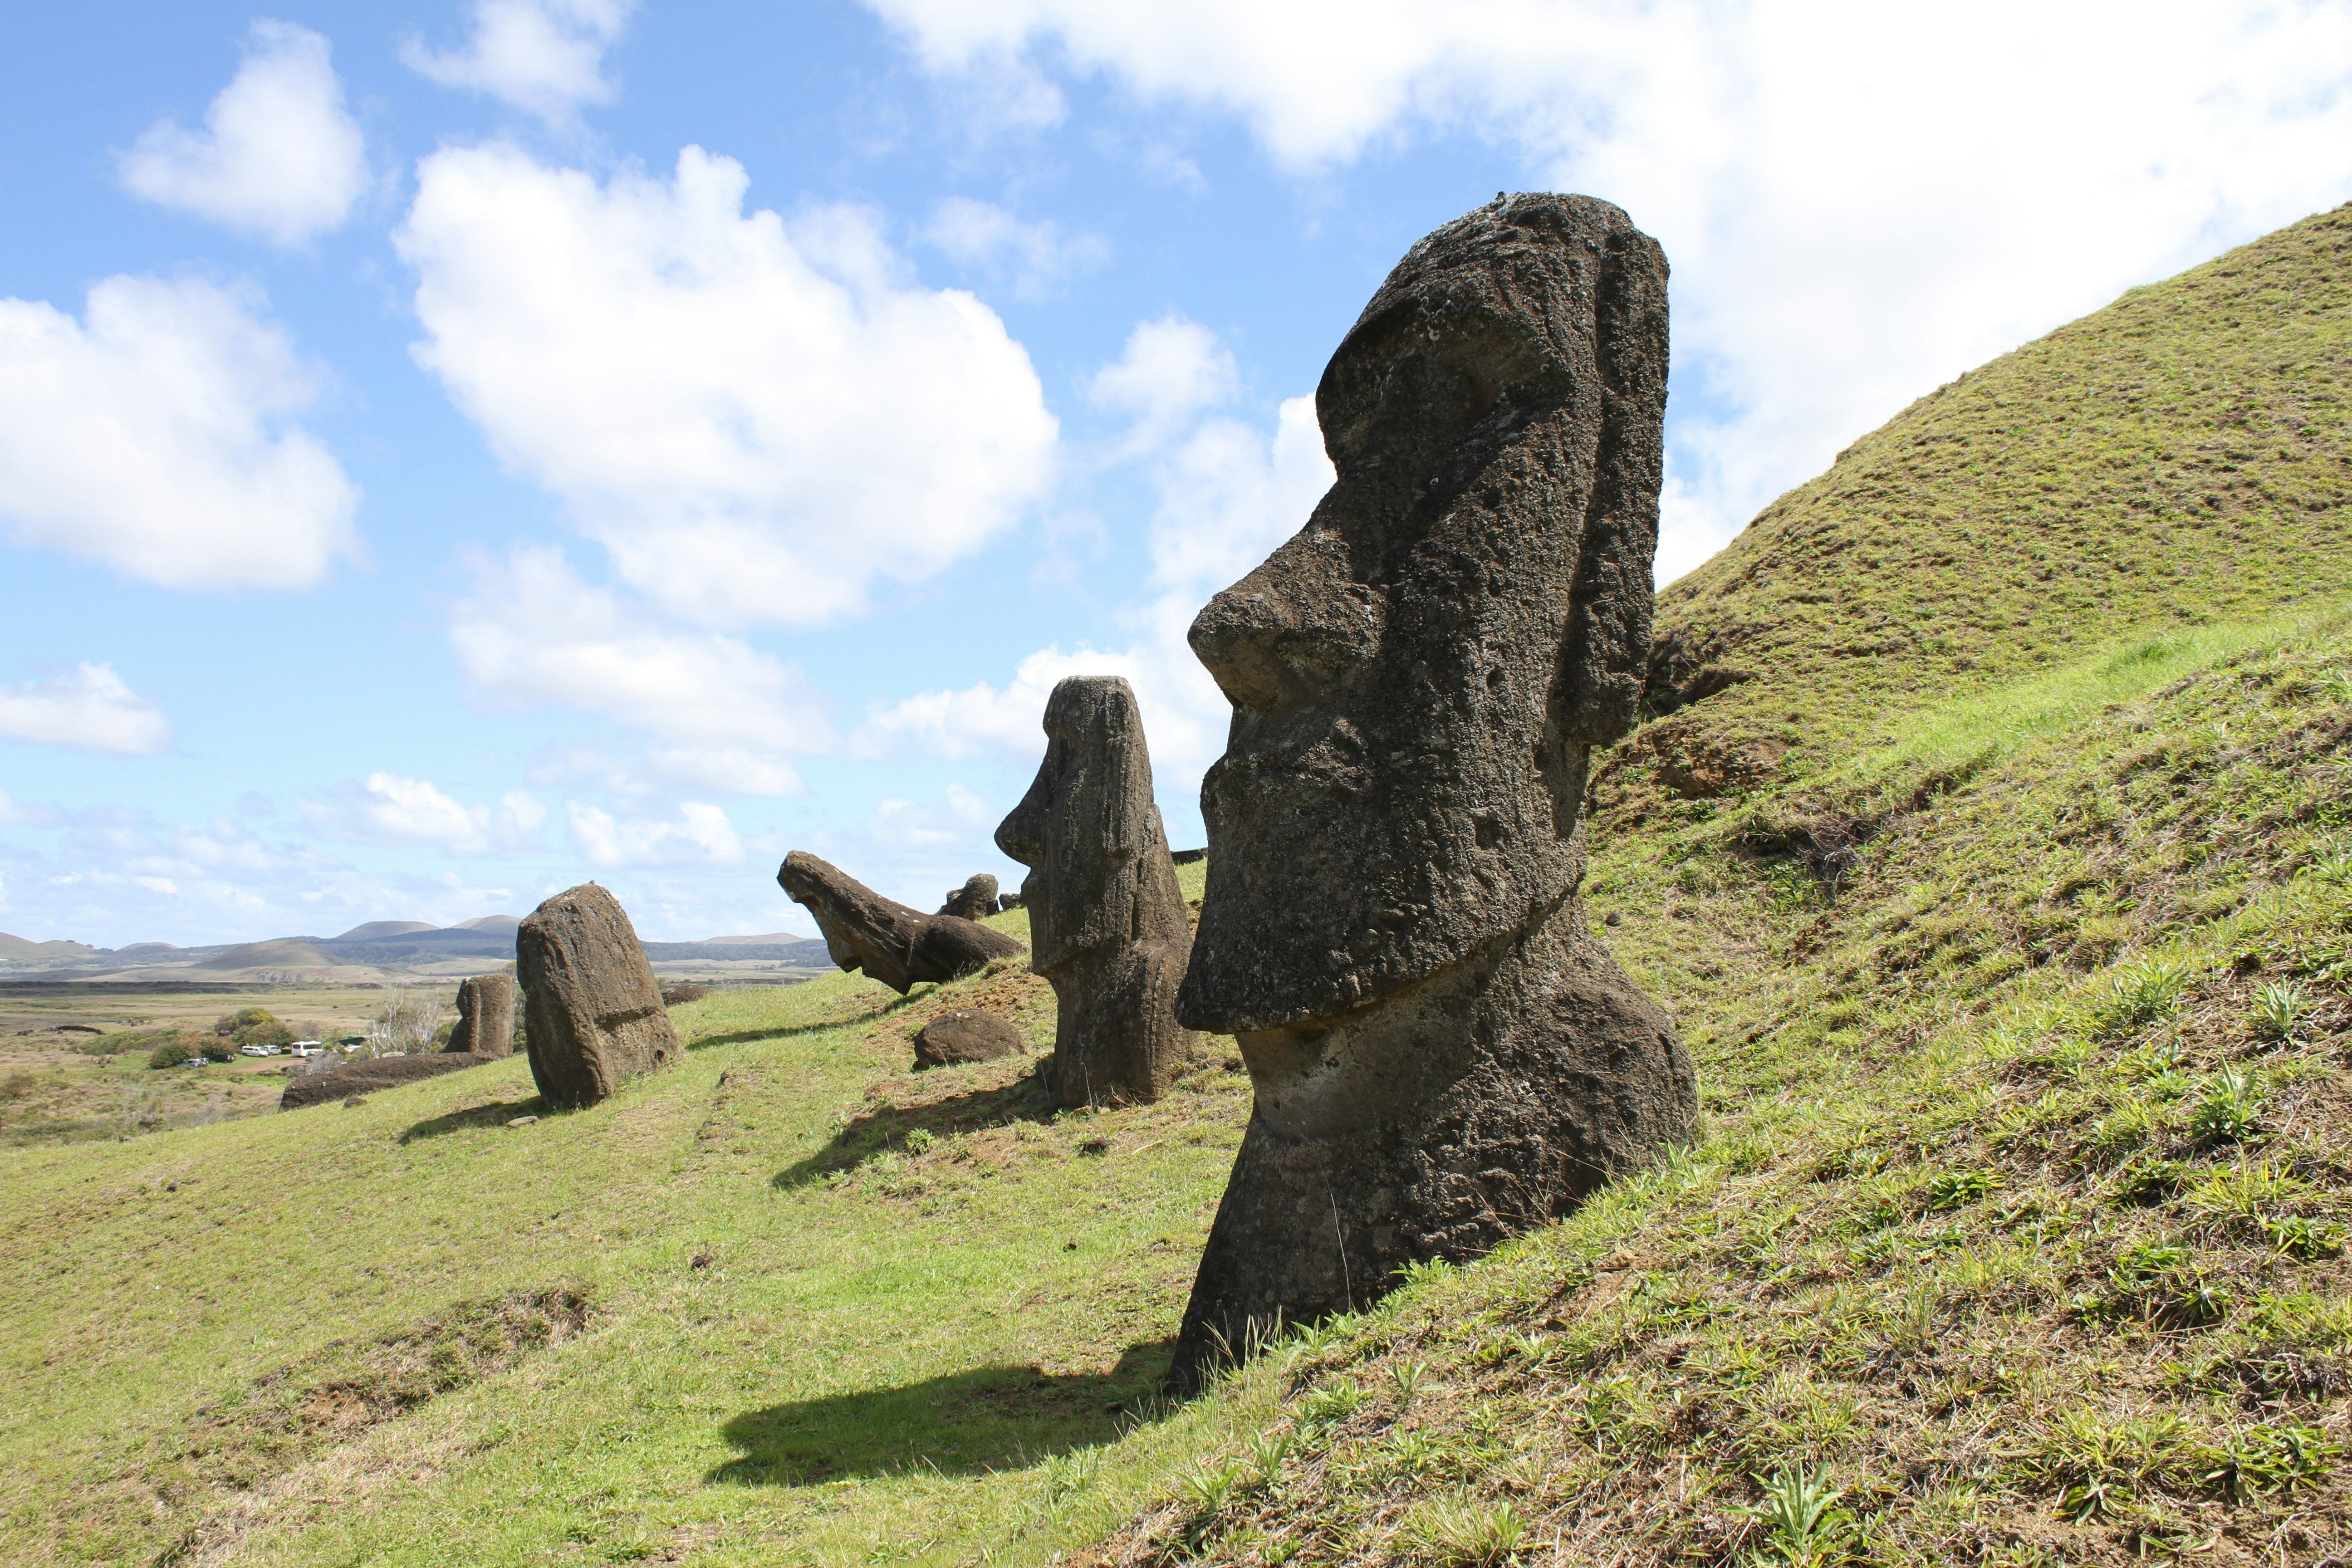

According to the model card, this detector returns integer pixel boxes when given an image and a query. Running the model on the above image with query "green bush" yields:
[147,1039,195,1069]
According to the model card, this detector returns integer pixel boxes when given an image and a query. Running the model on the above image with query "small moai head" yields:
[1179,192,1671,1035]
[995,675,1173,974]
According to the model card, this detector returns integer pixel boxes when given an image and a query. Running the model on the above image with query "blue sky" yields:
[3,0,2350,947]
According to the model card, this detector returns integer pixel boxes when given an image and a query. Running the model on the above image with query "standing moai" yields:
[996,676,1197,1107]
[1168,193,1698,1388]
[515,884,680,1111]
[938,874,1000,921]
[777,852,1024,993]
[446,972,518,1057]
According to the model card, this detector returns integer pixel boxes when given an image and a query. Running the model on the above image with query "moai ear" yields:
[1557,225,1671,747]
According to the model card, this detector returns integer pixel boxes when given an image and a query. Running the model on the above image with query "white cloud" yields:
[923,196,1108,299]
[862,328,1332,797]
[398,143,1059,627]
[451,547,829,794]
[309,773,547,855]
[0,276,359,590]
[568,799,742,867]
[402,0,634,124]
[1089,314,1239,453]
[867,0,2352,578]
[0,664,173,755]
[118,20,368,246]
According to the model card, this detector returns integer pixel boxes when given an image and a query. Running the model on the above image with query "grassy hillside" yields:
[1054,206,2352,1565]
[1631,201,2352,804]
[0,882,1263,1567]
[5,206,2349,1567]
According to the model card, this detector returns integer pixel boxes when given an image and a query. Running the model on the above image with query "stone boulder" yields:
[281,1052,491,1110]
[776,852,1024,993]
[913,1009,1024,1068]
[996,676,1197,1107]
[446,973,518,1057]
[516,884,681,1111]
[938,874,1000,921]
[1168,193,1698,1390]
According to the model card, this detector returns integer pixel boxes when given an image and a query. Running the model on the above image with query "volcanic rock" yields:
[446,972,518,1057]
[515,884,681,1111]
[938,874,1000,921]
[775,852,1023,993]
[1169,192,1698,1389]
[912,1009,1024,1068]
[997,676,1197,1107]
[281,1052,491,1110]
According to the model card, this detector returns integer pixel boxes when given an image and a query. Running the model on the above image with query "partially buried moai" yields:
[1169,193,1698,1388]
[445,972,517,1057]
[516,883,681,1110]
[996,676,1197,1107]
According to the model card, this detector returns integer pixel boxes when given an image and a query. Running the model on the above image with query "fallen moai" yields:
[996,676,1197,1107]
[939,874,1000,921]
[516,883,681,1111]
[446,972,518,1057]
[1169,192,1699,1389]
[913,1009,1024,1068]
[776,851,1024,992]
[281,1051,492,1110]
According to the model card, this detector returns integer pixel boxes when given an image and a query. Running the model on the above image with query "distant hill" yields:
[333,920,440,941]
[453,915,519,934]
[0,932,97,960]
[193,940,346,971]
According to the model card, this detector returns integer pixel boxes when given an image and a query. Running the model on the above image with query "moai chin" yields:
[996,676,1198,1108]
[1169,193,1698,1389]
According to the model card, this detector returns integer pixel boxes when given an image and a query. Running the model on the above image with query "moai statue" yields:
[446,972,518,1057]
[1169,194,1698,1388]
[777,852,1024,993]
[996,676,1198,1107]
[938,874,1000,921]
[516,884,681,1111]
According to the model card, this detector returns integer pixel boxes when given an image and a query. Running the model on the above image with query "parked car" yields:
[239,1043,283,1057]
[289,1042,326,1058]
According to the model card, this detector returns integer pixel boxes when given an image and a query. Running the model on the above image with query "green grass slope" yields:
[0,884,1269,1567]
[1045,205,2352,1566]
[1632,201,2352,804]
[8,206,2352,1568]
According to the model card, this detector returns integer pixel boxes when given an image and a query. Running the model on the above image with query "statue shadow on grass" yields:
[770,1066,1057,1190]
[398,1096,546,1142]
[708,1338,1176,1486]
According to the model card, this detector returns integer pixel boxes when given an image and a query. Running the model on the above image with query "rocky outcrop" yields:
[1170,192,1698,1389]
[776,852,1024,993]
[913,1009,1024,1068]
[938,874,1000,921]
[997,676,1197,1107]
[515,884,681,1111]
[446,973,518,1057]
[281,1052,491,1110]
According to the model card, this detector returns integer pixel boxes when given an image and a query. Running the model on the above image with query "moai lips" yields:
[1170,193,1698,1389]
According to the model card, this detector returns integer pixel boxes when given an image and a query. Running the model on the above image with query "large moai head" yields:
[995,675,1187,973]
[1177,192,1670,1035]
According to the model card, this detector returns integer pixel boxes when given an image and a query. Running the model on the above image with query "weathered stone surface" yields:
[996,676,1198,1107]
[281,1052,491,1110]
[447,973,518,1056]
[997,892,1025,911]
[1170,193,1698,1389]
[516,884,681,1111]
[939,874,1000,921]
[913,1009,1024,1068]
[776,852,1024,992]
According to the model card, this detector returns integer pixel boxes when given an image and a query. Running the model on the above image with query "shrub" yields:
[148,1039,196,1069]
